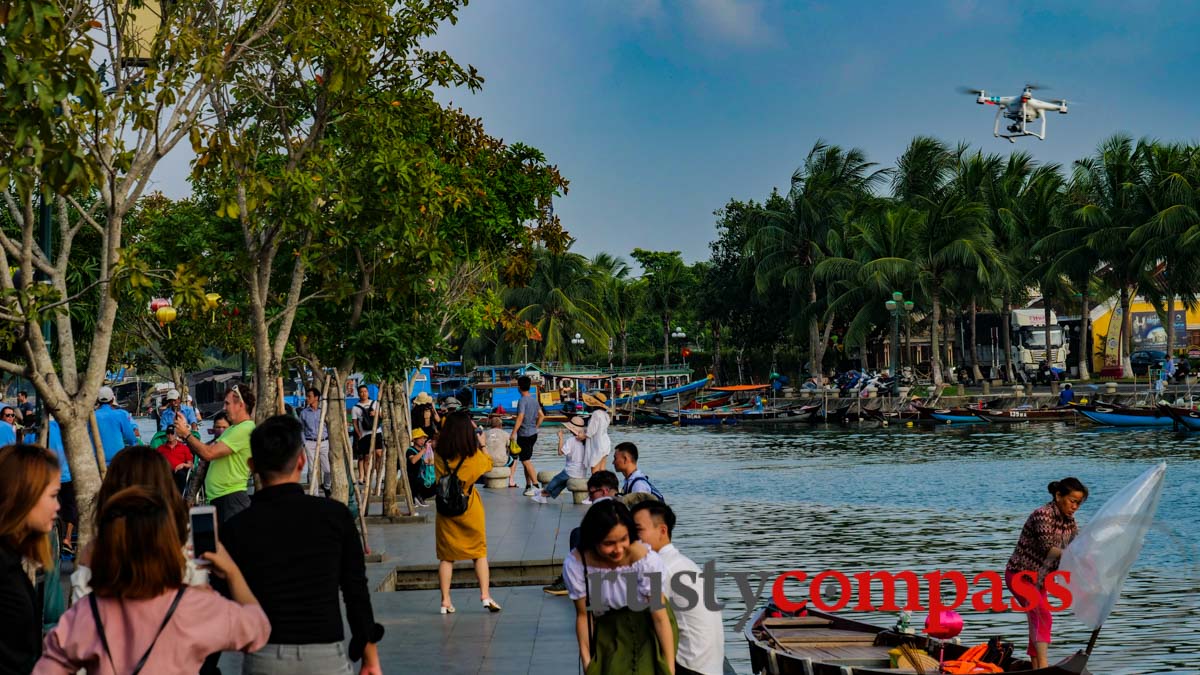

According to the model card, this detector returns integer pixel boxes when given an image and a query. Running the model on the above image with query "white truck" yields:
[974,308,1069,377]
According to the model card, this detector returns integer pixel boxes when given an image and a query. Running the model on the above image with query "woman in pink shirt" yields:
[35,487,270,675]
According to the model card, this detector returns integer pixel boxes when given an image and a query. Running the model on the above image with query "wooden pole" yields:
[276,376,286,415]
[308,376,331,496]
[88,411,106,479]
[390,378,415,516]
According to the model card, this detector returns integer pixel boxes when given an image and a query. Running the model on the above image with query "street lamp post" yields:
[670,326,687,367]
[885,291,915,397]
[571,332,585,364]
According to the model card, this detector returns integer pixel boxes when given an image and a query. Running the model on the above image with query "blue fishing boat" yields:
[1159,404,1200,431]
[1076,404,1174,428]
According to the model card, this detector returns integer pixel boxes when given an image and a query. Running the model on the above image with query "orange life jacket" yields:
[942,644,1004,674]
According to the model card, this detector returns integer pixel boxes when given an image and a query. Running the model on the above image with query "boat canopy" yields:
[711,384,770,392]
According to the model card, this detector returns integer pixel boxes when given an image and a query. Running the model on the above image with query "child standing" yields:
[531,416,588,503]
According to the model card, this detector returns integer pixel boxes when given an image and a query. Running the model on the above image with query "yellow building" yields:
[1089,299,1200,375]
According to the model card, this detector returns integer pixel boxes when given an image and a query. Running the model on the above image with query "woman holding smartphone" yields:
[72,446,206,602]
[37,487,270,673]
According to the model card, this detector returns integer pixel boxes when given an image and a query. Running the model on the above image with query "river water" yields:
[607,422,1199,675]
[136,416,1198,672]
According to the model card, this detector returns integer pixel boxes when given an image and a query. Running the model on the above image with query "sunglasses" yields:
[2,413,14,419]
[227,384,245,406]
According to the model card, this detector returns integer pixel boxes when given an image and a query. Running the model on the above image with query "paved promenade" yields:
[363,488,582,673]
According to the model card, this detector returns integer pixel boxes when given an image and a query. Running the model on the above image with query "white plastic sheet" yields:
[1060,462,1166,630]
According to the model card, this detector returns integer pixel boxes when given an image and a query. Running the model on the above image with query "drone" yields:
[959,84,1069,142]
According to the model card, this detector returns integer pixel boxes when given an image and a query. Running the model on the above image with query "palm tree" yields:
[893,137,1000,387]
[750,141,888,378]
[1066,135,1152,377]
[642,257,692,366]
[815,202,922,363]
[1131,142,1200,358]
[506,249,609,363]
[589,253,641,366]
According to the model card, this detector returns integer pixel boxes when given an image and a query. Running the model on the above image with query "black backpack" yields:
[435,455,471,517]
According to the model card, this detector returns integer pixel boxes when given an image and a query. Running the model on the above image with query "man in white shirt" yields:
[632,500,725,675]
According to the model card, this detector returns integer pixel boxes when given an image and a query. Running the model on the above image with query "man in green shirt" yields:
[176,383,257,523]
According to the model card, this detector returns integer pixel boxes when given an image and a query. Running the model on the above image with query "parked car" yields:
[1131,350,1168,375]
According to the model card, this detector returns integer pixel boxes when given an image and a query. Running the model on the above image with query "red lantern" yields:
[681,347,692,359]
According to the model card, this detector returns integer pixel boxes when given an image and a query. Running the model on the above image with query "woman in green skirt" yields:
[563,499,677,674]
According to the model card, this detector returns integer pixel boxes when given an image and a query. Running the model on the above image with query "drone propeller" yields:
[956,86,987,95]
[1024,82,1051,91]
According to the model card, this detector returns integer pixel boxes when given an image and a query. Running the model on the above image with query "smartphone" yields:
[189,505,218,565]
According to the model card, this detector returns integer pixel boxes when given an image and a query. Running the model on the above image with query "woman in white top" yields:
[563,499,676,675]
[581,392,611,472]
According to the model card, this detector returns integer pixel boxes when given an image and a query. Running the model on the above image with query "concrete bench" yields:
[482,468,510,489]
[537,470,558,485]
[567,478,590,504]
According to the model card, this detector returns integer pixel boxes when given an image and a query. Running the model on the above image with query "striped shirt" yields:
[1006,501,1078,584]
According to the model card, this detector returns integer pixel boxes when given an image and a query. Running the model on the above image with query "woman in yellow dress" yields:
[435,411,501,614]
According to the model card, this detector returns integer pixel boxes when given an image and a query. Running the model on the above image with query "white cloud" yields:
[689,0,776,45]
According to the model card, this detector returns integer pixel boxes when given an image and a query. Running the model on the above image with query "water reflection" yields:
[614,423,1200,674]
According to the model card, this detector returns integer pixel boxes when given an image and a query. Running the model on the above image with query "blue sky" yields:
[146,2,1200,264]
[424,0,1200,263]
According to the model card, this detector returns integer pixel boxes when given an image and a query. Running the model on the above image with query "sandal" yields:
[482,598,502,612]
[440,604,456,614]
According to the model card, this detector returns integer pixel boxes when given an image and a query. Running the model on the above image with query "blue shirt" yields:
[298,405,328,441]
[0,421,15,446]
[160,405,198,431]
[94,404,138,461]
[1057,388,1074,406]
[26,422,68,482]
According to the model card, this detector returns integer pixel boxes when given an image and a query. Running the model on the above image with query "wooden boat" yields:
[1075,404,1174,428]
[1159,404,1200,431]
[745,604,1090,675]
[864,409,925,424]
[674,408,741,426]
[681,392,733,410]
[973,407,1077,423]
[914,405,986,424]
[739,404,822,424]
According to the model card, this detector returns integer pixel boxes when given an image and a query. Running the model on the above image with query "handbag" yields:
[89,587,186,675]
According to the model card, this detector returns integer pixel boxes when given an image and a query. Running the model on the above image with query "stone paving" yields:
[221,486,586,674]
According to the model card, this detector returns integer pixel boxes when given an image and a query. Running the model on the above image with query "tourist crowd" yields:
[0,374,734,675]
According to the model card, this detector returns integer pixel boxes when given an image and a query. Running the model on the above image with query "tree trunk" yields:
[324,368,353,505]
[620,329,628,366]
[59,413,102,547]
[170,367,186,397]
[1120,286,1133,377]
[712,319,722,384]
[1167,295,1176,358]
[662,314,670,367]
[1078,286,1091,381]
[1002,294,1015,382]
[931,284,943,387]
[808,286,823,378]
[971,303,984,382]
[736,348,745,384]
[381,382,400,517]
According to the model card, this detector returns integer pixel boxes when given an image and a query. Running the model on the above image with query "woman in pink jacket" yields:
[35,487,270,675]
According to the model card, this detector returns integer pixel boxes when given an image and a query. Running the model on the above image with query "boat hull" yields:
[1076,405,1175,427]
[974,407,1077,423]
[915,405,986,424]
[745,604,1090,675]
[1160,404,1200,431]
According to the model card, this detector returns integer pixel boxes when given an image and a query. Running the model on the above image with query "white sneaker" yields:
[523,486,537,496]
[531,494,550,504]
[581,499,593,505]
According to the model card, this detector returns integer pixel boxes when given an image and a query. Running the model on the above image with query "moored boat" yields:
[1159,404,1200,431]
[914,405,987,424]
[745,604,1090,675]
[973,407,1077,423]
[1075,404,1174,428]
